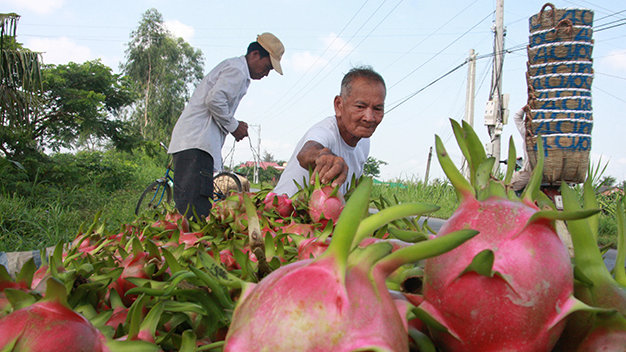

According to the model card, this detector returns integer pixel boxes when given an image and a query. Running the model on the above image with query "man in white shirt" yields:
[273,66,386,197]
[168,33,284,219]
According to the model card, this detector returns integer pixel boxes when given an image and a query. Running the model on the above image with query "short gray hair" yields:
[340,66,386,97]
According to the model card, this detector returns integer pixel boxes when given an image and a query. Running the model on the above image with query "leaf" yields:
[461,249,495,277]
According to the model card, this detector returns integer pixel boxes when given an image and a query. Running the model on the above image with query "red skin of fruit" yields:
[308,186,345,227]
[264,192,295,218]
[0,300,107,351]
[421,197,574,352]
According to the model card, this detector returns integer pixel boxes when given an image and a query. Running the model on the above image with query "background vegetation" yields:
[0,11,622,254]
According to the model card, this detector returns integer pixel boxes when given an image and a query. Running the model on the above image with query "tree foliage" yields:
[39,60,138,152]
[121,8,204,144]
[363,156,387,178]
[0,13,43,158]
[1,14,138,159]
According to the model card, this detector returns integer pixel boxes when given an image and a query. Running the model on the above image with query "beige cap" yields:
[257,32,284,75]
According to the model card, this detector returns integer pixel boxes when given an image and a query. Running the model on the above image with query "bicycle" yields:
[135,143,245,215]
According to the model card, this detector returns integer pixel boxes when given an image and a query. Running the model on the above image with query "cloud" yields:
[2,0,65,14]
[164,20,195,42]
[322,33,354,58]
[602,49,626,71]
[25,37,91,65]
[289,32,354,73]
[290,51,328,72]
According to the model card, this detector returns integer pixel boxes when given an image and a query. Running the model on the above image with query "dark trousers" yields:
[172,149,214,220]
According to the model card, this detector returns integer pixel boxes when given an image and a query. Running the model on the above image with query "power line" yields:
[265,0,405,123]
[385,59,468,114]
[259,0,372,118]
[381,0,481,73]
[388,10,494,90]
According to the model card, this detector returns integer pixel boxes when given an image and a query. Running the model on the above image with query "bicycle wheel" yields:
[135,179,172,215]
[212,172,243,201]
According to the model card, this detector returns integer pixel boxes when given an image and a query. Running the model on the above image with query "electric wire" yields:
[381,0,481,73]
[267,0,405,125]
[259,0,371,117]
[262,0,394,122]
[388,10,495,90]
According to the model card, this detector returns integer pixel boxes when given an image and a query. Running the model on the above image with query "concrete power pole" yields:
[462,49,477,177]
[424,146,432,184]
[485,0,508,172]
[464,49,477,128]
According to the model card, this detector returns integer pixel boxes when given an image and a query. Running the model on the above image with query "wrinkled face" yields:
[334,77,386,147]
[248,51,273,80]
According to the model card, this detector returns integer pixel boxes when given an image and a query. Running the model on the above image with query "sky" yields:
[3,0,626,183]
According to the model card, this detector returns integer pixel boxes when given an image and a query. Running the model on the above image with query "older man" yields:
[274,66,386,196]
[169,33,284,219]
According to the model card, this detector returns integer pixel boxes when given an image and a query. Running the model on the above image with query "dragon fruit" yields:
[416,120,601,351]
[263,192,295,218]
[0,278,107,352]
[308,183,345,228]
[223,178,477,351]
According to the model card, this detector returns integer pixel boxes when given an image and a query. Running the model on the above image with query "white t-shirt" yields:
[168,56,251,171]
[273,116,370,197]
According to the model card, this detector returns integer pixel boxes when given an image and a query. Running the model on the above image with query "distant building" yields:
[598,185,624,197]
[237,161,285,171]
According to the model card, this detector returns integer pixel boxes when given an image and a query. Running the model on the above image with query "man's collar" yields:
[241,55,251,80]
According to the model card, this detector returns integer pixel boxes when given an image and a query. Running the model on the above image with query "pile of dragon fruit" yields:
[1,121,624,351]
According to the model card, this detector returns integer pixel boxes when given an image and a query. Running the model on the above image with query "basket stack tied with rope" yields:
[525,2,594,184]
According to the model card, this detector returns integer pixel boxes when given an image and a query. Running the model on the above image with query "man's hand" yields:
[232,121,249,141]
[297,141,348,187]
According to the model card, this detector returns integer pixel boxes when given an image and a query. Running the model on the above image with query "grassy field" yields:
[0,150,621,252]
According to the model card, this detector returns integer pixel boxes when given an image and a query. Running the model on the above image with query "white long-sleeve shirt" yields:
[168,56,251,171]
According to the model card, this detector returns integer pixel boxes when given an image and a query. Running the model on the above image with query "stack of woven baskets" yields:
[525,3,594,184]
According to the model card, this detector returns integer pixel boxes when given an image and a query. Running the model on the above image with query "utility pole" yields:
[485,0,508,172]
[249,124,261,184]
[462,49,477,177]
[464,49,477,127]
[424,146,432,184]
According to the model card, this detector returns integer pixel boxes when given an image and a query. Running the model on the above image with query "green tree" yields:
[363,156,387,178]
[121,8,204,143]
[0,13,43,158]
[40,60,138,152]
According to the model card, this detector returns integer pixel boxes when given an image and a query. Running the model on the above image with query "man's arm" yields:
[205,67,246,134]
[297,141,348,187]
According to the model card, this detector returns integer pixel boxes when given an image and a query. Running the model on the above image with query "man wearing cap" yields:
[168,33,284,219]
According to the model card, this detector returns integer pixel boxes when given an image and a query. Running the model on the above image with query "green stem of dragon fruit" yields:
[319,177,373,282]
[352,203,440,250]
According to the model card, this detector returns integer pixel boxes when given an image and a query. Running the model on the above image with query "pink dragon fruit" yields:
[263,192,295,218]
[308,184,345,227]
[223,178,477,351]
[0,278,107,352]
[416,120,601,351]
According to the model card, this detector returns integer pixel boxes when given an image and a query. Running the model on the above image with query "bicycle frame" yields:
[150,168,174,208]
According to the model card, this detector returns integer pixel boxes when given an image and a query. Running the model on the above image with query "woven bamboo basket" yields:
[527,96,592,111]
[527,72,593,90]
[529,25,592,47]
[529,3,594,33]
[528,87,591,100]
[526,60,593,76]
[213,173,250,194]
[527,41,594,65]
[525,134,590,184]
[530,119,593,136]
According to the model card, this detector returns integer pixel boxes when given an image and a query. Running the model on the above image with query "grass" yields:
[0,149,621,253]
